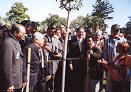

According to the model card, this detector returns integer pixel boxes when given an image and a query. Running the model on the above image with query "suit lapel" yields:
[11,38,23,56]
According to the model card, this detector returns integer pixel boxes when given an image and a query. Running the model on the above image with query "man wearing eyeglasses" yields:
[103,24,126,92]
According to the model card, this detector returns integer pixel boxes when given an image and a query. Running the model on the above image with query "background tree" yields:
[39,13,67,33]
[45,13,67,27]
[0,16,2,20]
[56,0,84,92]
[83,14,93,29]
[126,16,131,35]
[59,0,83,28]
[70,15,84,29]
[92,0,114,31]
[70,14,102,31]
[5,2,30,25]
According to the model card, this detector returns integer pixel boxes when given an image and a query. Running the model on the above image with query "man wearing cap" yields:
[103,24,126,92]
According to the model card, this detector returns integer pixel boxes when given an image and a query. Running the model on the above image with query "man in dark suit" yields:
[85,35,103,92]
[67,27,85,92]
[0,24,26,92]
[22,32,44,92]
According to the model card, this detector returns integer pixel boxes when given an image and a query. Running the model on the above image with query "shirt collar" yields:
[77,36,83,41]
[10,33,19,43]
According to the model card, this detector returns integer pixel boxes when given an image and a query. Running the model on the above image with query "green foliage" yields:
[45,13,67,27]
[39,14,67,32]
[6,2,30,24]
[92,0,114,30]
[70,16,84,29]
[59,0,83,11]
[70,14,93,30]
[70,14,104,30]
[83,14,92,29]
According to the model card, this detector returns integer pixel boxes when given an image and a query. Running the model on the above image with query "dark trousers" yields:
[112,80,130,92]
[37,72,46,92]
[24,73,38,92]
[14,88,22,92]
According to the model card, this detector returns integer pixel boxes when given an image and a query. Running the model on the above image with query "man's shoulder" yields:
[26,42,36,48]
[2,37,14,45]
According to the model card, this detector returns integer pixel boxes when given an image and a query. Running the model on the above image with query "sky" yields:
[0,0,131,33]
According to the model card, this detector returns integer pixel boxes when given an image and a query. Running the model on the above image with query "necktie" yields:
[39,48,44,68]
[43,49,48,66]
[79,39,82,51]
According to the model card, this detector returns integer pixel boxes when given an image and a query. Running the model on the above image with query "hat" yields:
[111,24,120,31]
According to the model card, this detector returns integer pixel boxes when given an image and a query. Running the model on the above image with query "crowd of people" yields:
[0,20,131,92]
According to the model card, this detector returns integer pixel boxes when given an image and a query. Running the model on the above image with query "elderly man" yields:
[0,24,26,92]
[22,32,44,92]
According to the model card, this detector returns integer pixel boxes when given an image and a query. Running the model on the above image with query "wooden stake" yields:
[26,48,31,92]
[86,52,90,92]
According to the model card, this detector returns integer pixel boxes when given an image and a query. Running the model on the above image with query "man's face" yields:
[95,34,101,41]
[38,38,44,47]
[16,26,26,41]
[25,24,31,33]
[47,29,55,38]
[55,30,61,37]
[77,28,84,39]
[35,36,44,47]
[86,37,94,47]
[111,29,120,39]
[31,24,37,32]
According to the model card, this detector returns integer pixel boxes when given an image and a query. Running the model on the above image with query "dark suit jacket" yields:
[67,36,85,92]
[0,35,23,91]
[22,42,41,83]
[86,45,103,80]
[68,36,85,64]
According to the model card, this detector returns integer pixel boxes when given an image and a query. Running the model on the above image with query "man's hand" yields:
[87,50,93,55]
[53,53,62,58]
[69,64,73,70]
[97,58,108,64]
[45,45,51,52]
[7,85,14,92]
[46,75,52,82]
[22,82,26,87]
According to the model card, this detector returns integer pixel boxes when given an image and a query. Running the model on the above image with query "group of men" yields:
[0,20,65,92]
[0,19,131,92]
